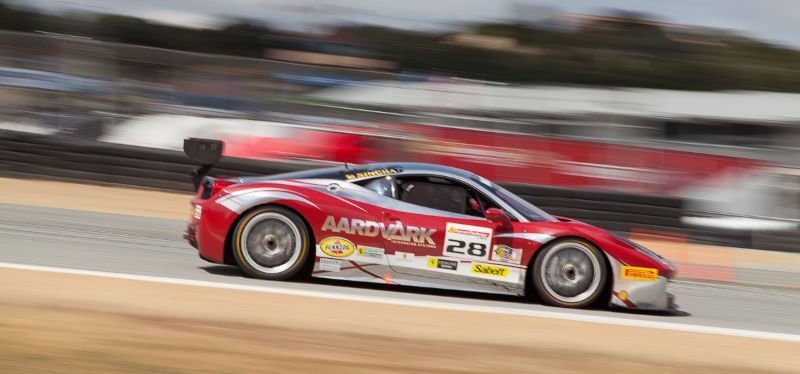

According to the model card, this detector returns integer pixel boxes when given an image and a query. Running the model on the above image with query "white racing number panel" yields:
[442,223,493,261]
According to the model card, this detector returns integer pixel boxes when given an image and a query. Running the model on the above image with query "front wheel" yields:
[532,239,607,308]
[232,206,311,280]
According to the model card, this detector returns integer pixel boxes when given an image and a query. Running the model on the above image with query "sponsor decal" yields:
[621,266,658,281]
[394,251,415,262]
[470,263,509,278]
[319,258,341,272]
[344,168,399,180]
[319,237,355,257]
[490,245,522,265]
[192,204,202,219]
[443,223,493,261]
[427,257,458,271]
[447,226,490,238]
[322,216,437,249]
[357,246,385,259]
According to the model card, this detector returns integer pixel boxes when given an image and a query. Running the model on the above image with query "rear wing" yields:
[183,138,223,190]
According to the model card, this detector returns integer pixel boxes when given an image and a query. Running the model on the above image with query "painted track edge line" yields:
[1,261,798,343]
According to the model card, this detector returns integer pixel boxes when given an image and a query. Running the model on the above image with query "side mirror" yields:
[485,208,512,229]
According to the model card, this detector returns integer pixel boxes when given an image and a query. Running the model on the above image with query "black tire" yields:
[232,206,311,280]
[531,238,607,308]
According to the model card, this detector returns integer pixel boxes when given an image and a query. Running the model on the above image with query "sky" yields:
[26,0,800,48]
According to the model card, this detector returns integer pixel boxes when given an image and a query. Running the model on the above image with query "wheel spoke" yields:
[539,242,603,304]
[239,212,303,275]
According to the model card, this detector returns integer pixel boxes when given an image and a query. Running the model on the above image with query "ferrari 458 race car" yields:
[183,138,677,310]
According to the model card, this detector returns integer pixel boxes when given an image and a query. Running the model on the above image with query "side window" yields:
[395,176,501,217]
[398,178,469,214]
[362,176,398,199]
[357,175,511,219]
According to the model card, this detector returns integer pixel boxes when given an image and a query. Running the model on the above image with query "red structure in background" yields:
[222,121,764,195]
[394,123,763,194]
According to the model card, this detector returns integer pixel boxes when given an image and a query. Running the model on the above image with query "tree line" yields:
[1,2,799,92]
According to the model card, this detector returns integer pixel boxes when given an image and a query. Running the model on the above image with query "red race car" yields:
[183,138,677,311]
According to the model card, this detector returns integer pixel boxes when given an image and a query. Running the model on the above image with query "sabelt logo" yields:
[322,216,437,248]
[470,263,508,278]
[319,237,355,257]
[621,266,658,281]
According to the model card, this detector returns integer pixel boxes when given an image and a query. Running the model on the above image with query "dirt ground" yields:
[0,177,192,220]
[0,268,797,374]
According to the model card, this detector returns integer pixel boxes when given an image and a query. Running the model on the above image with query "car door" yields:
[381,176,524,293]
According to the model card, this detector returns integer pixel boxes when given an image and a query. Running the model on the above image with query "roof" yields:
[239,162,481,184]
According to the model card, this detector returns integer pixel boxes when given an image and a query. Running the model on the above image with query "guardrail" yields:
[0,130,308,191]
[2,130,798,253]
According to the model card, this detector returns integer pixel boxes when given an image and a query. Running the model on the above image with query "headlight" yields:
[607,231,670,265]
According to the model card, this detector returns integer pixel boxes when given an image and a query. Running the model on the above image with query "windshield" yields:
[486,183,557,222]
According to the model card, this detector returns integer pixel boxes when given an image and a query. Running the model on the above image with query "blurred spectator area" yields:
[2,27,799,156]
[266,35,396,70]
[1,24,799,225]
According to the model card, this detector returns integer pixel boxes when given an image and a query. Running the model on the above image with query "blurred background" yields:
[1,0,799,253]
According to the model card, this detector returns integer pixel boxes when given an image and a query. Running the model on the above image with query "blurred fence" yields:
[0,130,307,190]
[3,129,798,254]
[0,30,398,120]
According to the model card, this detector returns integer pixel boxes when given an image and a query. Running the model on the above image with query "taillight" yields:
[200,177,237,200]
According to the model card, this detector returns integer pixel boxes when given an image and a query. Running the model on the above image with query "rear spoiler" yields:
[183,138,223,190]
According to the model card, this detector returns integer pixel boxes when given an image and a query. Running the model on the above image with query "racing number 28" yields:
[445,239,487,257]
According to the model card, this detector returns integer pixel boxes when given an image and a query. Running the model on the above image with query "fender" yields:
[216,188,322,214]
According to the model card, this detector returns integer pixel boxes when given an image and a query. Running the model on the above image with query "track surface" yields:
[2,203,799,336]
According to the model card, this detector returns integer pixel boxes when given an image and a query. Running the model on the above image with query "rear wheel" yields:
[532,239,607,308]
[232,206,311,280]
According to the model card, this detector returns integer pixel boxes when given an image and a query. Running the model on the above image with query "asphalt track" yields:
[2,203,799,337]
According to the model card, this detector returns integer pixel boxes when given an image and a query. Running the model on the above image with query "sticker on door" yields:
[442,223,493,261]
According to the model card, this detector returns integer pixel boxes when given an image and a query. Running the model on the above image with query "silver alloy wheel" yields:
[539,241,602,303]
[240,212,302,274]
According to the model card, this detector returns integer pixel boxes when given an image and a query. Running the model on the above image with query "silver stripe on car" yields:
[495,232,553,243]
[218,189,320,214]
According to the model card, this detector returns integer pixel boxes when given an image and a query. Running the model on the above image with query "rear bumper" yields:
[184,223,199,249]
[184,198,237,265]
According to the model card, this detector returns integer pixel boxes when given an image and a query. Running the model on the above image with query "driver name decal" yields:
[321,216,437,248]
[344,168,398,180]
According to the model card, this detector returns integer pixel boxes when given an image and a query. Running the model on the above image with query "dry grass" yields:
[0,268,796,374]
